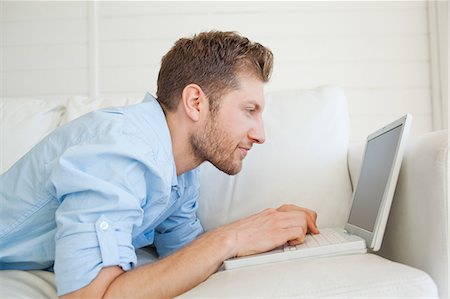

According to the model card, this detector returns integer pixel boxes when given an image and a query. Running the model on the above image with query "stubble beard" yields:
[190,115,243,175]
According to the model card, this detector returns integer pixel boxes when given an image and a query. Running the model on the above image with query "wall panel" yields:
[3,20,88,46]
[2,1,86,21]
[4,44,88,71]
[4,69,88,96]
[98,10,427,41]
[2,1,89,98]
[1,1,435,141]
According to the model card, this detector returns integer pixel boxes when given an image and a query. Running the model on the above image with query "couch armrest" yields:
[348,130,449,298]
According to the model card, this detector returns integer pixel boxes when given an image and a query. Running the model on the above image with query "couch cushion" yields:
[197,85,353,230]
[0,270,57,299]
[181,254,438,298]
[0,98,65,174]
[0,254,437,298]
[0,249,156,299]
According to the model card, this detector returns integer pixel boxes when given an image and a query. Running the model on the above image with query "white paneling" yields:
[346,87,433,140]
[4,69,88,96]
[3,44,87,71]
[2,1,86,21]
[99,35,429,68]
[99,40,172,67]
[265,35,429,63]
[98,1,426,16]
[350,114,433,142]
[3,20,88,46]
[94,1,432,142]
[1,1,89,98]
[268,61,430,90]
[98,10,427,41]
[346,88,432,115]
[88,1,99,99]
[99,66,159,94]
[1,1,435,142]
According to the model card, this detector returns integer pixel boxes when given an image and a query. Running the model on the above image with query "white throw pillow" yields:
[62,96,143,124]
[1,98,65,174]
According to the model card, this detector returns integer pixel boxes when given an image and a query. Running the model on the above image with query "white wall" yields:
[1,1,442,141]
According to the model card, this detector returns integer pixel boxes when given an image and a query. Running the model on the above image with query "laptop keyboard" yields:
[224,228,367,270]
[283,228,347,251]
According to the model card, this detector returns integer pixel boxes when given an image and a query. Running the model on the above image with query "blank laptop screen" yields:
[347,124,403,232]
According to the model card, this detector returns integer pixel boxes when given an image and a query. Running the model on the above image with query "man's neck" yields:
[165,112,202,176]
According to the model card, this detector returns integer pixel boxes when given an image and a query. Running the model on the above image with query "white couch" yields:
[0,86,447,298]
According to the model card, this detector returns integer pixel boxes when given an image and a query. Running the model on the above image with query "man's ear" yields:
[181,84,206,122]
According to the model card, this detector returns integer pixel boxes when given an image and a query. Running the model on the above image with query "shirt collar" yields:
[142,93,179,188]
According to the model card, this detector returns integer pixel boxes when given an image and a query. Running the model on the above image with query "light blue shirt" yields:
[0,94,204,296]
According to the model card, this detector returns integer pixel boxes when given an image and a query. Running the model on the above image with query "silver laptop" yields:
[224,114,412,270]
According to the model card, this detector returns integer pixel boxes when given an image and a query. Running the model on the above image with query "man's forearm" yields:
[104,229,235,299]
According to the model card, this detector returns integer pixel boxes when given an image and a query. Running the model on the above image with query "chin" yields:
[214,161,242,176]
[223,168,241,176]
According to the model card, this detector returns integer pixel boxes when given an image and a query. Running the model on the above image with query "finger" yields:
[283,209,320,234]
[288,239,303,246]
[296,207,319,234]
[276,211,308,232]
[307,209,317,224]
[276,204,293,212]
[284,227,306,245]
[277,204,312,216]
[306,214,320,234]
[277,205,318,230]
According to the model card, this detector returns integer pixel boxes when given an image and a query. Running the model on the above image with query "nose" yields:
[249,117,266,144]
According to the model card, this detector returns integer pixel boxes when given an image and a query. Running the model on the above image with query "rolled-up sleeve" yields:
[153,172,204,258]
[49,140,149,296]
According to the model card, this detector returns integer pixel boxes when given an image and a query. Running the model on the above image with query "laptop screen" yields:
[347,124,403,232]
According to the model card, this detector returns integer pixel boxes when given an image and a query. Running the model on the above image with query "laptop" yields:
[224,114,412,270]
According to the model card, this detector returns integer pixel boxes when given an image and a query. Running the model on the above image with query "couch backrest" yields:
[197,86,353,230]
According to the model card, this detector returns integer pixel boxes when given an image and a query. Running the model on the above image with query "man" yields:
[0,31,319,298]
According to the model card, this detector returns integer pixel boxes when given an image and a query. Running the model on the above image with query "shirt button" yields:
[100,221,109,231]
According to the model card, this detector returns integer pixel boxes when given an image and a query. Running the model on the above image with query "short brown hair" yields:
[156,31,273,112]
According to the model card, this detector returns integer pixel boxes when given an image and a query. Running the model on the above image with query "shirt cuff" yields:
[54,215,136,296]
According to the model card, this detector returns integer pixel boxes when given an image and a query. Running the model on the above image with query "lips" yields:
[238,146,251,158]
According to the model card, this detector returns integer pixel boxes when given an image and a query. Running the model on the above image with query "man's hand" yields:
[218,204,319,257]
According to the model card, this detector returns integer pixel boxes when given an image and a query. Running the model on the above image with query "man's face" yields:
[190,75,266,175]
